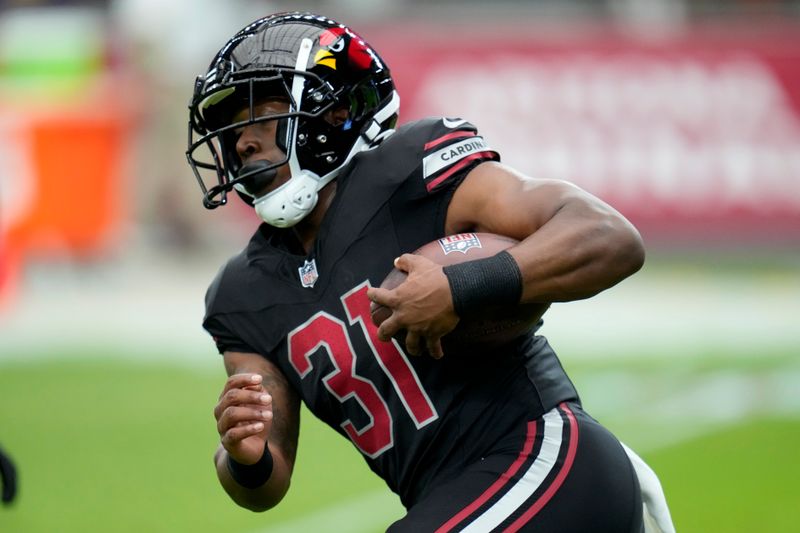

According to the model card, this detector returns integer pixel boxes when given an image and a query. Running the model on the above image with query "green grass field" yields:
[1,348,798,532]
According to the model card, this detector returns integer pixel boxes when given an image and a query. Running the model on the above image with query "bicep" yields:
[445,161,586,238]
[223,351,301,466]
[445,160,645,302]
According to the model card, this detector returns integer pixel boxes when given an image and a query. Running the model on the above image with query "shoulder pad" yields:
[409,117,499,193]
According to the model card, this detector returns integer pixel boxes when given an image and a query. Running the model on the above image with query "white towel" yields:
[622,442,676,533]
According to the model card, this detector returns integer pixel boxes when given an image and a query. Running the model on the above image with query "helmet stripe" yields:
[287,37,314,178]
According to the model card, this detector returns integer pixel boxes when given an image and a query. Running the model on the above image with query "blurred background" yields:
[1,0,798,532]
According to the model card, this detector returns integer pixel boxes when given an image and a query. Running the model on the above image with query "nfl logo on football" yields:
[298,259,319,288]
[438,233,482,255]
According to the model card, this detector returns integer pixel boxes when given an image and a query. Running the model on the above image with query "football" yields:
[370,232,549,353]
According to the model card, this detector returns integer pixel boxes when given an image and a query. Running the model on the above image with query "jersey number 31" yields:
[287,282,439,458]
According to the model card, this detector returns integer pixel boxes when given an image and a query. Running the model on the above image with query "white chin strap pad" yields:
[253,170,321,228]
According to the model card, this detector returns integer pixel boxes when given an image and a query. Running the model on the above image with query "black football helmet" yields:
[186,12,399,227]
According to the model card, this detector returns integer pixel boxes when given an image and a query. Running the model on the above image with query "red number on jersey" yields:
[287,282,439,458]
[343,283,437,429]
[288,312,393,458]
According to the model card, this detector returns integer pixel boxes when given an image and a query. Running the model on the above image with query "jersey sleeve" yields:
[202,260,259,355]
[203,314,258,355]
[418,117,499,195]
[383,118,501,250]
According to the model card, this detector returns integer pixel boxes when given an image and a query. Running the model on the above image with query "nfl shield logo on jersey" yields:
[298,259,319,288]
[438,233,482,254]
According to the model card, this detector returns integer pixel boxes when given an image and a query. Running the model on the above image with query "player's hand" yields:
[214,373,273,465]
[367,254,459,359]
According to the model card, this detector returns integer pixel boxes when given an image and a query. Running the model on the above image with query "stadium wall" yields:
[366,21,800,247]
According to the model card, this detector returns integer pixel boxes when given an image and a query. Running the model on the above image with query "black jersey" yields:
[203,118,579,507]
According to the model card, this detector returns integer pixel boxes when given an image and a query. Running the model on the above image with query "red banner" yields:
[369,23,800,245]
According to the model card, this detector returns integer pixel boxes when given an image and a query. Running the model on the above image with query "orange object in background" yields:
[0,6,134,310]
[11,113,126,254]
[0,107,129,309]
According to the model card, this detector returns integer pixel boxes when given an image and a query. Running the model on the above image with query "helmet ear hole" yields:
[327,107,350,127]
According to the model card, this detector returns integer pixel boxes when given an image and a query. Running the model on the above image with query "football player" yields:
[0,445,17,506]
[187,12,674,532]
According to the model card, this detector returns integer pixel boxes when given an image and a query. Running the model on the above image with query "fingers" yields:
[216,385,272,417]
[216,403,272,437]
[377,313,401,342]
[367,286,392,308]
[404,330,421,356]
[214,379,275,467]
[426,336,444,359]
[215,375,273,435]
[219,373,263,399]
[369,253,450,357]
[369,285,447,357]
[403,331,444,359]
[219,413,271,448]
[393,253,426,273]
[366,254,425,316]
[368,287,400,342]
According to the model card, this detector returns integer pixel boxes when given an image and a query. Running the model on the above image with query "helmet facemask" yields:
[187,68,333,211]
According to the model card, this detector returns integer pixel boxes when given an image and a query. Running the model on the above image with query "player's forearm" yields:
[510,196,644,303]
[214,444,291,512]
